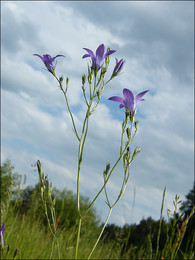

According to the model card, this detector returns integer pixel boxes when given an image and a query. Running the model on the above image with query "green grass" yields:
[1,203,194,260]
[1,160,195,259]
[2,207,122,259]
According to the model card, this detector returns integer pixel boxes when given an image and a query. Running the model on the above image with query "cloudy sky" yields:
[1,1,194,226]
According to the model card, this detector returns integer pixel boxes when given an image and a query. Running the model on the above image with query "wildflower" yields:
[108,88,149,115]
[82,44,115,70]
[33,54,65,72]
[111,58,125,78]
[0,223,5,247]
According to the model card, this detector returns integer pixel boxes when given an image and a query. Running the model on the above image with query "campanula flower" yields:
[0,223,5,247]
[82,44,116,70]
[33,54,65,72]
[108,88,149,115]
[111,58,125,78]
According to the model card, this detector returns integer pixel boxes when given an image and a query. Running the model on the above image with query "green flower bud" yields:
[130,110,136,124]
[123,153,127,167]
[59,75,64,84]
[96,91,100,100]
[131,147,142,161]
[125,111,130,122]
[126,128,131,139]
[106,163,110,173]
[37,160,41,174]
[105,47,111,65]
[135,121,138,131]
[66,77,69,87]
[103,163,110,178]
[100,67,107,78]
[82,74,86,86]
[130,114,134,124]
[88,73,93,85]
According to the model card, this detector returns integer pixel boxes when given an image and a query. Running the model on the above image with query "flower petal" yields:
[53,55,65,59]
[83,48,95,58]
[135,90,149,104]
[96,44,105,58]
[96,44,105,66]
[33,54,44,61]
[82,54,91,59]
[104,49,116,59]
[123,89,134,103]
[119,103,124,109]
[113,59,125,75]
[108,96,125,105]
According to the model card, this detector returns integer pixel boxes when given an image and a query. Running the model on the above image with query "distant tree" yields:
[180,183,195,218]
[52,187,100,230]
[0,160,22,218]
[10,182,100,233]
[179,184,195,252]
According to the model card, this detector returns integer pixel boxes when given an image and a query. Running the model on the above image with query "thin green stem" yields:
[54,74,80,141]
[88,166,130,259]
[75,75,97,259]
[84,138,131,217]
[50,207,60,260]
[75,217,82,259]
[88,208,112,259]
[155,186,166,260]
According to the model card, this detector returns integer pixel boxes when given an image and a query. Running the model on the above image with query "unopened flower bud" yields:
[130,110,136,124]
[96,91,100,100]
[66,77,69,87]
[126,128,131,139]
[100,67,107,78]
[106,163,110,173]
[105,48,111,64]
[103,163,110,178]
[82,74,86,86]
[88,73,93,85]
[37,160,42,178]
[131,147,142,161]
[125,111,130,122]
[130,113,135,124]
[135,121,138,131]
[59,75,64,84]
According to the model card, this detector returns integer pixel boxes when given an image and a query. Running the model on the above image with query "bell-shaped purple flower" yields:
[112,58,125,77]
[108,88,149,114]
[82,44,116,70]
[0,223,5,246]
[33,54,65,72]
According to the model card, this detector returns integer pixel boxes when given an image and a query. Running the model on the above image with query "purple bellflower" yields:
[82,44,116,70]
[108,88,149,115]
[33,54,65,72]
[112,58,125,78]
[0,223,5,247]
